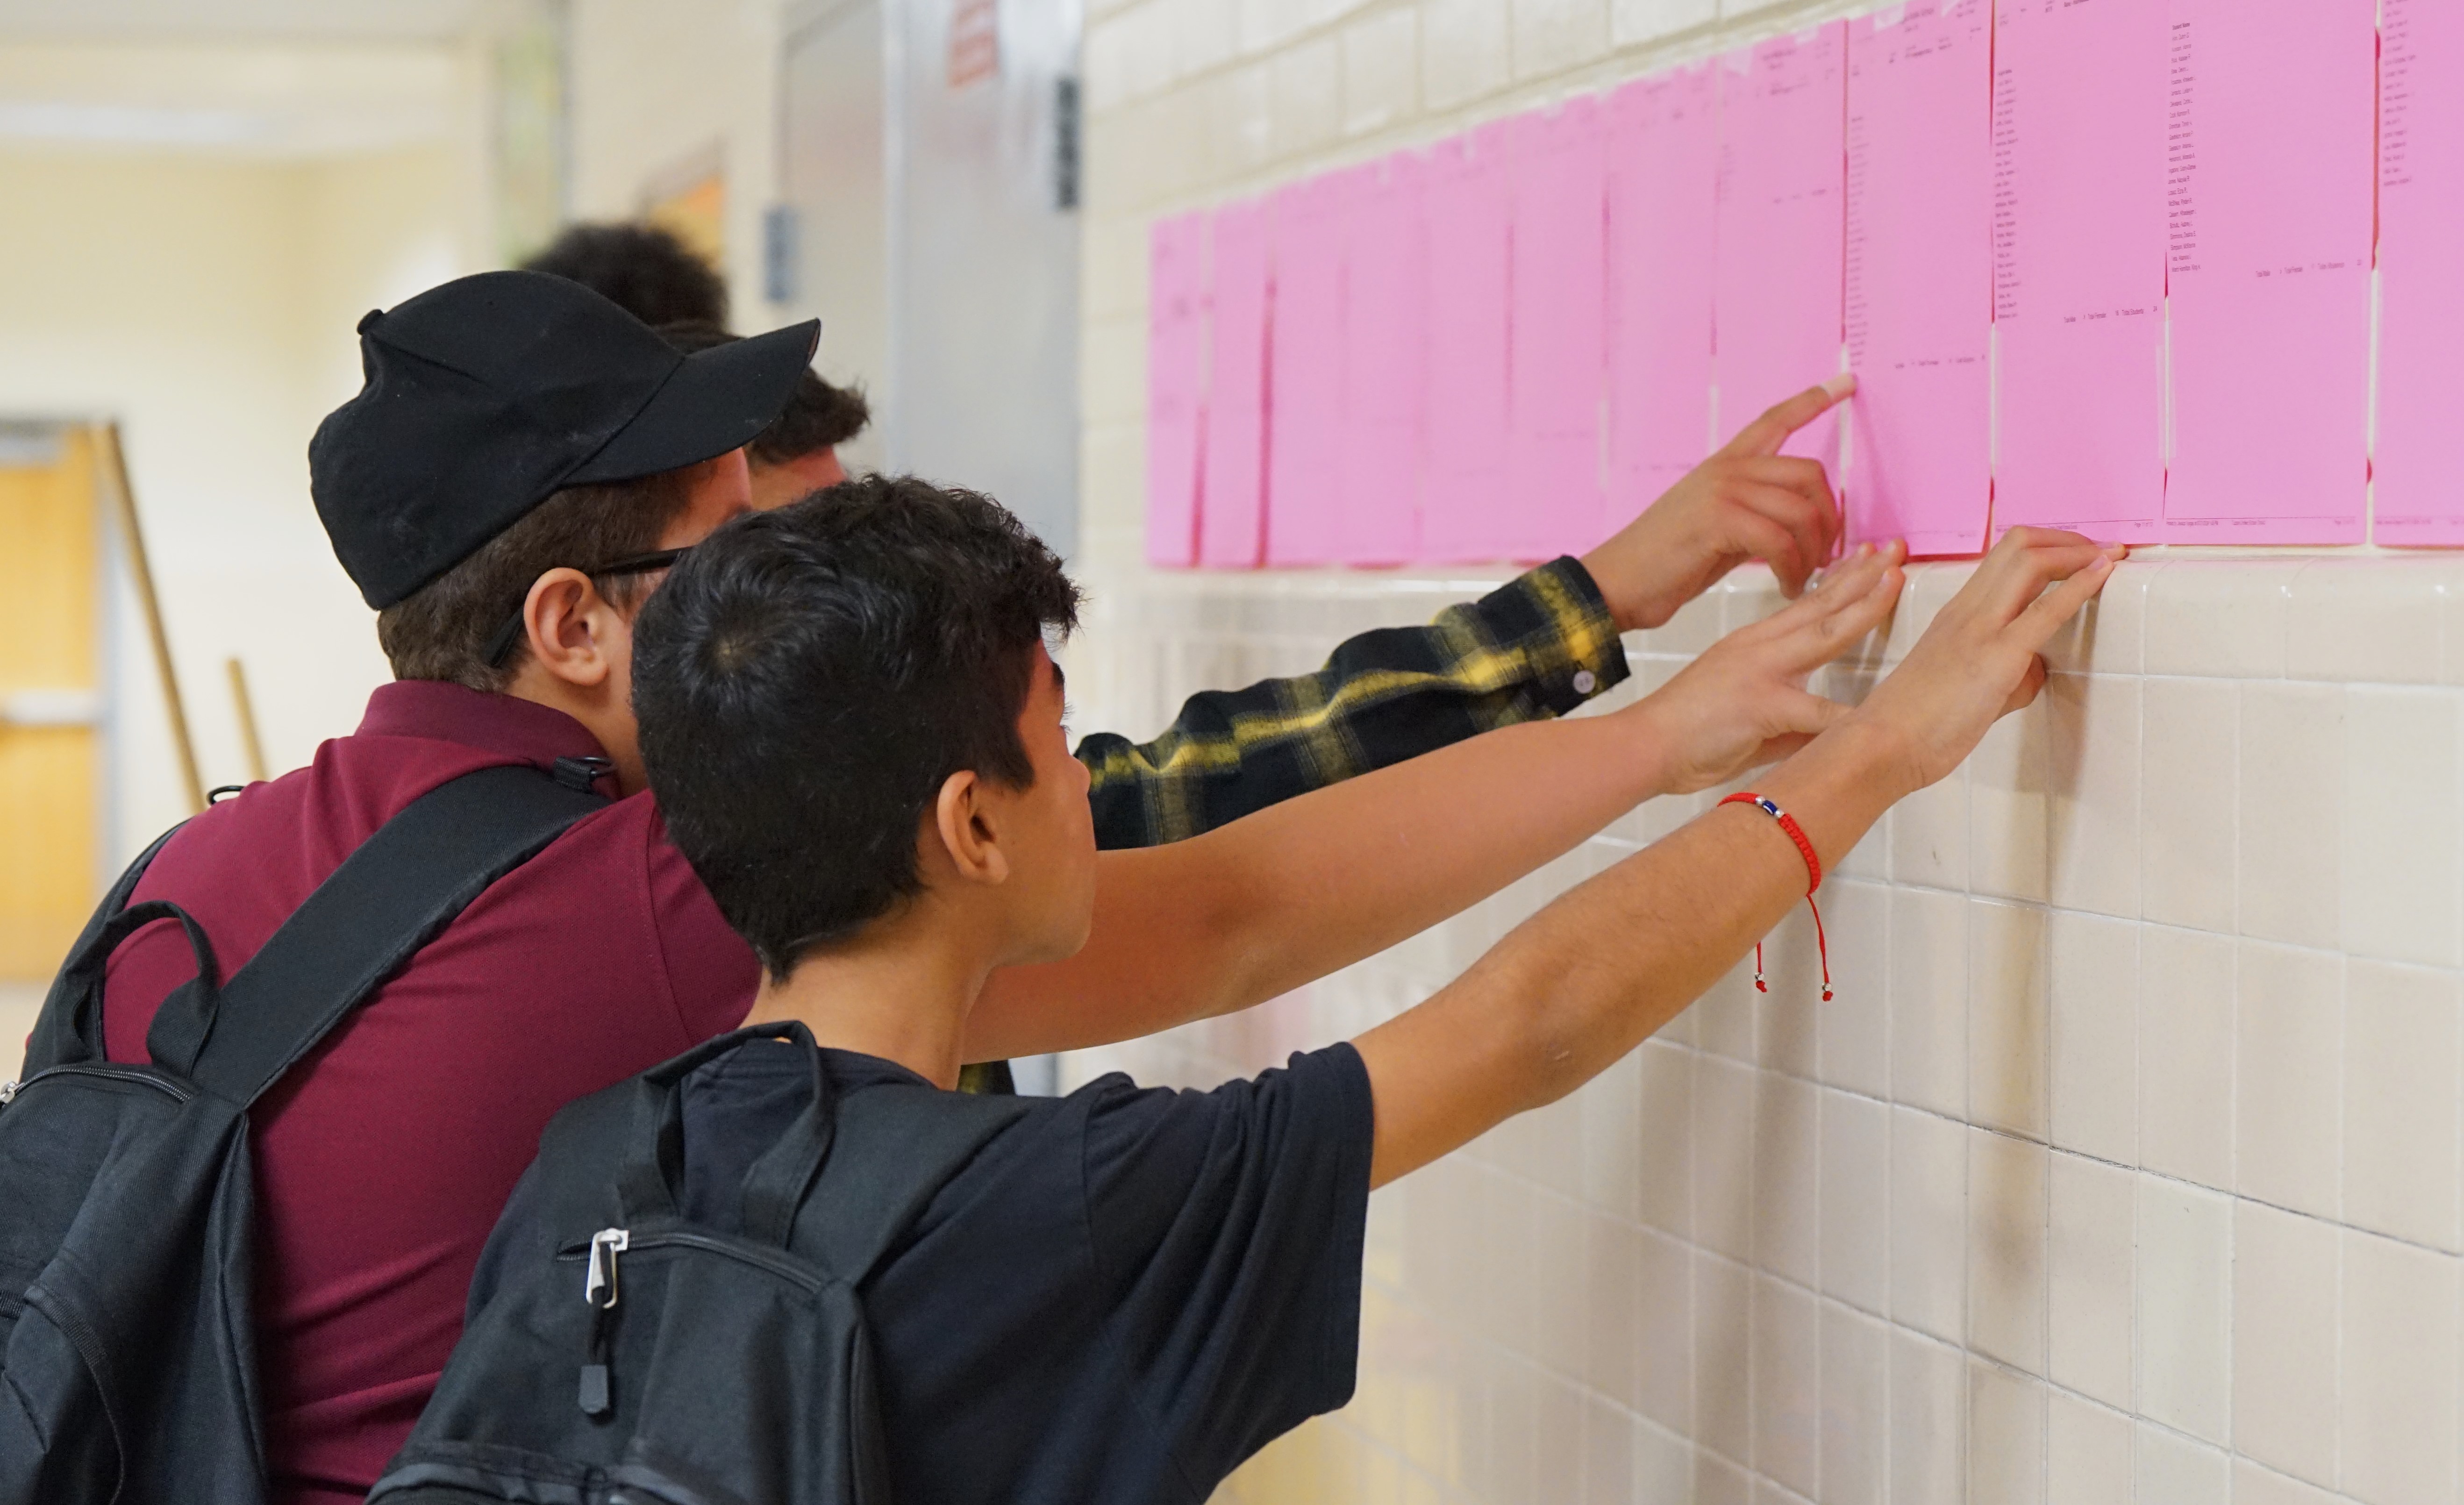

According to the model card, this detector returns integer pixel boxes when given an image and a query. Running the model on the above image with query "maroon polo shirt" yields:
[101,680,761,1505]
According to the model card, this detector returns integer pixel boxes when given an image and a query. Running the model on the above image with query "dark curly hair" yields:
[521,222,728,328]
[634,476,1080,976]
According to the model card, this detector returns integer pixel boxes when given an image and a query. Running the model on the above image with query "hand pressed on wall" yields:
[1581,373,1857,630]
[1629,538,1905,795]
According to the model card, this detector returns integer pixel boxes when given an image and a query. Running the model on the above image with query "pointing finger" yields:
[1715,373,1857,461]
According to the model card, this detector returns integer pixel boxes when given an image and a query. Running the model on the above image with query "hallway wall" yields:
[1064,1,2464,1500]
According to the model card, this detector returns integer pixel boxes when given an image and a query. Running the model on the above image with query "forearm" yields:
[964,706,1675,1061]
[1357,720,1913,1187]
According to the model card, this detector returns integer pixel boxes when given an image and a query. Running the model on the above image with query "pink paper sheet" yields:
[1714,27,1847,481]
[2376,0,2464,545]
[1606,64,1718,537]
[1337,154,1426,565]
[2161,0,2373,543]
[1144,210,1208,567]
[1508,99,1609,559]
[1264,170,1363,566]
[1990,0,2167,542]
[1198,199,1269,568]
[1842,1,1993,557]
[1422,121,1515,563]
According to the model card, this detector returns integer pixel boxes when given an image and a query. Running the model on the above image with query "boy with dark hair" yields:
[456,479,2110,1503]
[522,221,731,328]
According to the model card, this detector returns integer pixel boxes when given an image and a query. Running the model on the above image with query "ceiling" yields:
[0,2,481,157]
[0,0,485,45]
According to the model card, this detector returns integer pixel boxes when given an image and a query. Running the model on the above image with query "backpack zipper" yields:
[556,1228,833,1295]
[555,1228,835,1419]
[0,1062,194,1107]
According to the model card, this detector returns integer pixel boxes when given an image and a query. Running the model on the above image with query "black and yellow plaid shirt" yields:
[1074,556,1630,850]
[960,557,1626,1091]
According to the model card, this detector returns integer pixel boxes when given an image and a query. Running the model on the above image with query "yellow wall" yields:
[0,142,475,863]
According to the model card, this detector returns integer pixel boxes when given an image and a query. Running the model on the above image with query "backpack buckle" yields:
[553,756,614,794]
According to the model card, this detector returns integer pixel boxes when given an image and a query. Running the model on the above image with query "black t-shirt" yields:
[475,1040,1374,1505]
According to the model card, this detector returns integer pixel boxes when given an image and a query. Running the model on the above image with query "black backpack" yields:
[0,763,609,1505]
[369,1021,1028,1505]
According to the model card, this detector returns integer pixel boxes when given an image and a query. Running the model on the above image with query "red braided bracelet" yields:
[1718,792,1833,1001]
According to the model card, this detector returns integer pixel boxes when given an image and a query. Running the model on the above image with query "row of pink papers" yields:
[1843,2,1993,558]
[1145,0,2386,567]
[2377,0,2464,543]
[2163,0,2374,543]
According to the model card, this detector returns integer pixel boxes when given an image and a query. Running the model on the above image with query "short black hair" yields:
[659,319,872,460]
[521,222,728,328]
[635,476,1081,976]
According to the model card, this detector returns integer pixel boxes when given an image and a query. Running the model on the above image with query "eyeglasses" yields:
[482,547,693,668]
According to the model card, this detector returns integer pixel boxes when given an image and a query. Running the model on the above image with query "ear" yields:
[522,568,621,689]
[930,769,1010,888]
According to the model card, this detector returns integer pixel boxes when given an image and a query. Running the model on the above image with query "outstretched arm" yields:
[1352,528,2124,1188]
[1075,379,1855,849]
[963,542,1907,1062]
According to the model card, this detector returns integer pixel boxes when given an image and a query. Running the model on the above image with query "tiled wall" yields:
[1074,0,2464,1499]
[1061,560,2464,1503]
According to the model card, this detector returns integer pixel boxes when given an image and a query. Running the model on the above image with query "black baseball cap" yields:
[309,269,820,609]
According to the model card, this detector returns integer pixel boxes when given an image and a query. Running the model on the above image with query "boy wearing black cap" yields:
[92,269,1858,1504]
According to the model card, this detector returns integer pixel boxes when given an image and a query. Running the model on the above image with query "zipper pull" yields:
[0,1079,18,1106]
[584,1227,629,1309]
[579,1227,628,1418]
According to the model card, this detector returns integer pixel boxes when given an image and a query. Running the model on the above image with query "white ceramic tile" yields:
[1696,1053,1757,1262]
[2231,1201,2338,1489]
[1695,1253,1753,1464]
[1969,1130,2049,1375]
[1509,0,1607,81]
[1758,902,1824,1077]
[1818,879,1893,1098]
[1820,1300,1889,1505]
[1611,0,1715,47]
[1889,1329,1965,1505]
[2143,558,2299,678]
[1580,1391,1632,1505]
[2286,556,2450,685]
[1636,1039,1696,1240]
[1339,6,1417,135]
[2342,687,2463,968]
[1754,1071,1821,1288]
[2045,671,2143,919]
[2344,960,2464,1252]
[1752,1274,1820,1497]
[2045,1391,2134,1505]
[2340,1228,2462,1505]
[2237,682,2343,948]
[1634,1420,1694,1500]
[2049,910,2139,1164]
[2043,557,2151,679]
[2138,926,2237,1191]
[1636,1224,1693,1433]
[1529,1194,1589,1379]
[1697,1449,1752,1505]
[2047,1151,2137,1411]
[2134,1424,2229,1505]
[1892,761,1971,891]
[1891,1106,1968,1344]
[2135,1176,2233,1445]
[1581,1053,1642,1225]
[2230,1461,2338,1505]
[1967,1361,2045,1505]
[2233,941,2342,1220]
[1971,899,2052,1141]
[1883,562,1974,665]
[1417,0,1510,110]
[1534,1368,1585,1502]
[1893,887,1971,1118]
[1971,701,2052,903]
[1821,1087,1892,1315]
[2141,677,2239,934]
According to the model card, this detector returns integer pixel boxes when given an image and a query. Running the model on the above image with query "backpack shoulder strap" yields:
[21,821,188,1071]
[792,1083,1035,1286]
[152,763,607,1108]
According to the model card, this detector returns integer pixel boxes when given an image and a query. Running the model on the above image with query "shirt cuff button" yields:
[1572,670,1597,695]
